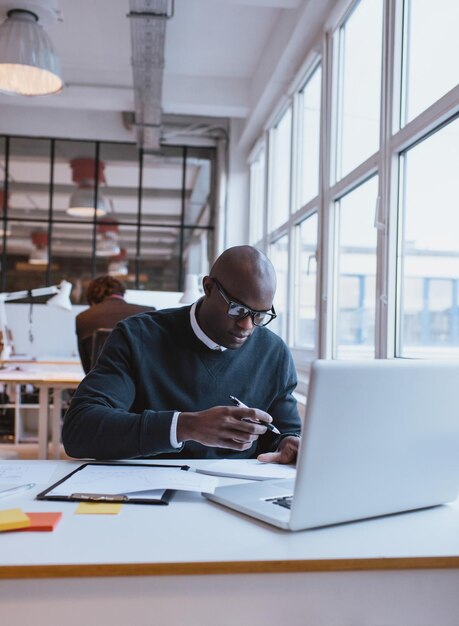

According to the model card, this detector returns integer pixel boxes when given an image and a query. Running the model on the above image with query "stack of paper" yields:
[195,459,297,481]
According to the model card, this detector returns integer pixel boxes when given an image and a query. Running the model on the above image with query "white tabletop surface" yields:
[0,459,458,573]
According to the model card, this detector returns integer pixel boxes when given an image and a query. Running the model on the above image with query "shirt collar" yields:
[190,299,226,351]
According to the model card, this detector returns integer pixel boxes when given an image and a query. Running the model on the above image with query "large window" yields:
[401,0,459,125]
[334,0,383,180]
[297,66,321,208]
[269,107,292,232]
[397,117,459,357]
[249,145,266,244]
[0,137,216,301]
[269,235,289,340]
[294,214,318,349]
[335,176,378,358]
[248,0,458,378]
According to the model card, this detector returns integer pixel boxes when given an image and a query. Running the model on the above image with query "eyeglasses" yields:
[212,278,277,327]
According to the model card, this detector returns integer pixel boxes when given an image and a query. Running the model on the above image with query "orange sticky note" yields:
[17,512,63,532]
[0,508,31,532]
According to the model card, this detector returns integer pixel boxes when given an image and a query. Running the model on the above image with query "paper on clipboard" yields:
[45,464,218,498]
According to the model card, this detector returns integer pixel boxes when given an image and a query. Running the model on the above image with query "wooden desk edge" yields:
[1,556,458,580]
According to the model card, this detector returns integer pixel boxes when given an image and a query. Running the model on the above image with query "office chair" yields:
[90,328,112,369]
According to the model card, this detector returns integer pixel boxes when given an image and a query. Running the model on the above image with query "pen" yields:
[229,395,281,434]
[0,482,36,499]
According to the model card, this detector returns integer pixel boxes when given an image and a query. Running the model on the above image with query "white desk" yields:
[0,364,84,459]
[0,459,458,626]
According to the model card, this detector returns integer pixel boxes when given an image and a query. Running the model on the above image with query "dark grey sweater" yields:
[62,305,301,460]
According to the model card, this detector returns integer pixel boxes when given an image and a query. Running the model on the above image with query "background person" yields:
[76,275,155,373]
[64,247,301,463]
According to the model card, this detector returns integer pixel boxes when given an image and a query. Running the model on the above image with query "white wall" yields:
[224,118,250,248]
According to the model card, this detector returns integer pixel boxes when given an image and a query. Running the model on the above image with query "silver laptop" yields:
[205,359,459,531]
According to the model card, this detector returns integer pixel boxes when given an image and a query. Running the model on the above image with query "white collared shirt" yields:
[189,299,227,351]
[170,300,225,448]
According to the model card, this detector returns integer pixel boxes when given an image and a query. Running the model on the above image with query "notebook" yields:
[205,359,459,530]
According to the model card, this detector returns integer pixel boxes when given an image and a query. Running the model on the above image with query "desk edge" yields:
[1,556,459,579]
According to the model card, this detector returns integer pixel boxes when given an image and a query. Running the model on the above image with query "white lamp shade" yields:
[46,279,72,310]
[67,185,108,217]
[108,260,129,276]
[179,273,202,304]
[28,245,48,265]
[0,9,63,96]
[96,235,121,257]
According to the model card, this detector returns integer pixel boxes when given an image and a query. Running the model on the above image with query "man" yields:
[75,275,155,373]
[63,246,301,463]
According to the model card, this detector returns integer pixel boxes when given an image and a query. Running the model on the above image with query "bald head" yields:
[210,246,276,303]
[198,246,277,349]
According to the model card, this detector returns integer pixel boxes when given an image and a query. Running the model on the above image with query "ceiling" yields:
[0,0,332,146]
[49,0,299,120]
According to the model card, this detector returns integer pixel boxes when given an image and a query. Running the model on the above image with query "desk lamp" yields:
[0,280,72,360]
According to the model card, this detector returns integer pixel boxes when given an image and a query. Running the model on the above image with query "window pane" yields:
[294,214,317,348]
[249,146,265,243]
[139,226,180,292]
[335,176,378,358]
[99,142,139,227]
[335,0,383,179]
[298,66,321,207]
[269,108,292,231]
[141,147,185,228]
[401,0,459,125]
[0,136,216,295]
[398,118,459,357]
[183,148,214,229]
[269,236,289,340]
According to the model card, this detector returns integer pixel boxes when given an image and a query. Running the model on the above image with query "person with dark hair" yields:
[64,247,301,463]
[75,275,155,373]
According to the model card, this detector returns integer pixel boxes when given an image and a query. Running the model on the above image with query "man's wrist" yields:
[176,411,194,443]
[275,432,300,451]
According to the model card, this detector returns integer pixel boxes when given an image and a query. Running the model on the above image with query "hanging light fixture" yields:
[67,157,108,217]
[28,230,49,265]
[96,216,121,257]
[0,1,63,97]
[108,247,129,277]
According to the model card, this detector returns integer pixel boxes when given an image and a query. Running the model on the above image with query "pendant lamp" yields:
[0,5,63,97]
[67,158,108,217]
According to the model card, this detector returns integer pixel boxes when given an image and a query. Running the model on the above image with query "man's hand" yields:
[257,435,300,465]
[177,406,273,451]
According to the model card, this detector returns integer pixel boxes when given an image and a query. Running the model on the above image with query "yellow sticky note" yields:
[75,502,122,515]
[0,508,31,532]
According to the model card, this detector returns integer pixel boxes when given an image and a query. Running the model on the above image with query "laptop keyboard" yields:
[266,495,293,510]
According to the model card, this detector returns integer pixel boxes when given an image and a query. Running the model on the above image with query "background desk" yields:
[0,364,84,459]
[0,459,458,626]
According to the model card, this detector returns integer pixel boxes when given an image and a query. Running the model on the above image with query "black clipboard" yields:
[36,462,191,505]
